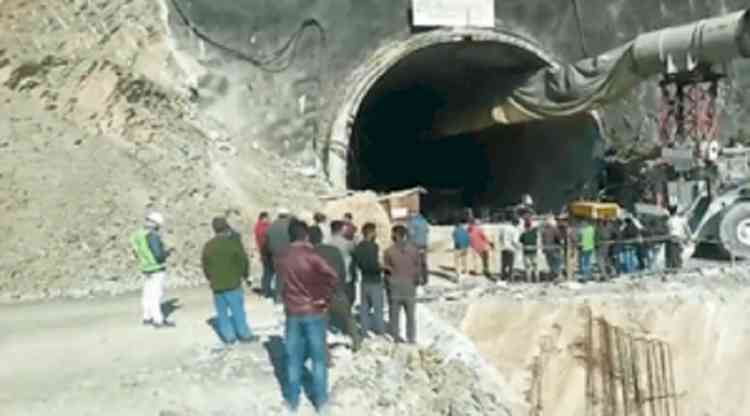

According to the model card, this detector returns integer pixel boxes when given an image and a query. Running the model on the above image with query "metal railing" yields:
[464,231,744,280]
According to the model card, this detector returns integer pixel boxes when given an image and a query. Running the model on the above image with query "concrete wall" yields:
[165,0,750,179]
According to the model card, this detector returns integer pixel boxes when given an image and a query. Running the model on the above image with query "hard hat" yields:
[146,211,165,226]
[277,207,290,216]
[299,211,313,222]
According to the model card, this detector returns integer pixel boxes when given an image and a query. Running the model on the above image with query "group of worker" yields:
[130,208,431,414]
[450,207,693,283]
[129,199,692,414]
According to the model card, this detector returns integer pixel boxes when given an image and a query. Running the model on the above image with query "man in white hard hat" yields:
[130,211,174,328]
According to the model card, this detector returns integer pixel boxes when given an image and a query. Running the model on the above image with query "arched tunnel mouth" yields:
[345,38,602,223]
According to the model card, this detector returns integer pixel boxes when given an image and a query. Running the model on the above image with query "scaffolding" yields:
[583,307,680,416]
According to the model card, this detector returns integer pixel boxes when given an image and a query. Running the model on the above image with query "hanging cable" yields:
[572,0,590,58]
[168,0,326,73]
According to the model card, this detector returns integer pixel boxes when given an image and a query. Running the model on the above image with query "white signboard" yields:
[391,207,409,219]
[412,0,495,28]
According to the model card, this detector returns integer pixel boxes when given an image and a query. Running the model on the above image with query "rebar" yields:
[617,328,631,416]
[585,307,594,416]
[583,315,679,416]
[646,341,658,416]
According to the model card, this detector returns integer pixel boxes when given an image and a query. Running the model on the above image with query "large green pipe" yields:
[433,9,750,136]
[492,8,750,125]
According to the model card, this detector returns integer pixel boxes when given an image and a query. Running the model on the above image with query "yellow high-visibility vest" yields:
[130,229,163,273]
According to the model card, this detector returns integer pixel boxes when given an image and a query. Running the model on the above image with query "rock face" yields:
[166,0,750,175]
[1,0,748,299]
[0,0,330,300]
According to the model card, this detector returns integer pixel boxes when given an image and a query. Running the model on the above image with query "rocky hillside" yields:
[0,0,330,302]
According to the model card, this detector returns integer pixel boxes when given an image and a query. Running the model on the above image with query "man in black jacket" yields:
[310,228,362,353]
[352,222,385,336]
[263,208,292,303]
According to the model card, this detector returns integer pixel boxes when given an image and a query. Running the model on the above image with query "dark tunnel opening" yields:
[347,40,601,223]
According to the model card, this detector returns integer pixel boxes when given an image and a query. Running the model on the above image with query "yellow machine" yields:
[569,201,620,220]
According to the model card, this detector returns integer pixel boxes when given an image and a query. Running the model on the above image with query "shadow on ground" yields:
[434,267,460,282]
[263,335,316,406]
[205,317,221,341]
[160,298,181,320]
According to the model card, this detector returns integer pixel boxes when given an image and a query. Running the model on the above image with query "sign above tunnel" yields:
[411,0,495,28]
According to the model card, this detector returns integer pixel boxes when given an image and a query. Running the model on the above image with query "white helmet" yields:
[146,211,165,226]
[522,194,534,206]
[277,207,290,216]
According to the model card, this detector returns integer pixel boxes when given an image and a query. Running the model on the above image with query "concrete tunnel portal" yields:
[333,32,602,222]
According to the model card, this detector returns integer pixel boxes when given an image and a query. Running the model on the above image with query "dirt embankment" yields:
[437,272,750,416]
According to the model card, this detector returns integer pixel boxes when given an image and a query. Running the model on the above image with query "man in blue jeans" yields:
[274,219,338,414]
[577,220,596,282]
[407,209,430,285]
[201,217,258,345]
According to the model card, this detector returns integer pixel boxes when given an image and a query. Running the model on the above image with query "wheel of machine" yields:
[719,202,750,259]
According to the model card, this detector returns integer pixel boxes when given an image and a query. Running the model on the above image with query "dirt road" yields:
[0,288,290,415]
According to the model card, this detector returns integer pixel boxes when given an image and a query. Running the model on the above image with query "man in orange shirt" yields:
[468,219,493,279]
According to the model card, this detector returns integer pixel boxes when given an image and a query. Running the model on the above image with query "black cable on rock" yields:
[571,0,590,58]
[168,0,326,73]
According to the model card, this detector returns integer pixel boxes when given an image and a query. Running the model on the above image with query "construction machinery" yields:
[637,12,750,259]
[530,8,750,259]
[569,201,621,221]
[658,135,750,258]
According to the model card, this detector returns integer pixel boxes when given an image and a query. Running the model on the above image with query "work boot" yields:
[317,404,332,416]
[352,335,362,353]
[153,321,176,329]
[142,319,153,326]
[239,335,260,344]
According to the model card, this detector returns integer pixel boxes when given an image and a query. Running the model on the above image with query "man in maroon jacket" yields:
[274,219,337,414]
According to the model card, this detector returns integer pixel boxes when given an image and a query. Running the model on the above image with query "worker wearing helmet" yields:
[130,211,174,328]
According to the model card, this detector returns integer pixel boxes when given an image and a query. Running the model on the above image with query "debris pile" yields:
[322,191,393,249]
[0,0,330,302]
[329,340,511,416]
[109,338,513,416]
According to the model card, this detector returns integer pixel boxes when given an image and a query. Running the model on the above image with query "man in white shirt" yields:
[330,220,357,304]
[496,215,522,281]
[665,206,691,269]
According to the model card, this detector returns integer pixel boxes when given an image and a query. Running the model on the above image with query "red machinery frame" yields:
[657,68,723,146]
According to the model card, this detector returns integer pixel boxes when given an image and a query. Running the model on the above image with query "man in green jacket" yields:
[202,217,258,345]
[577,220,596,282]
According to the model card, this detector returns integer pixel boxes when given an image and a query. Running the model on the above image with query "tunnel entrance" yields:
[332,33,602,223]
